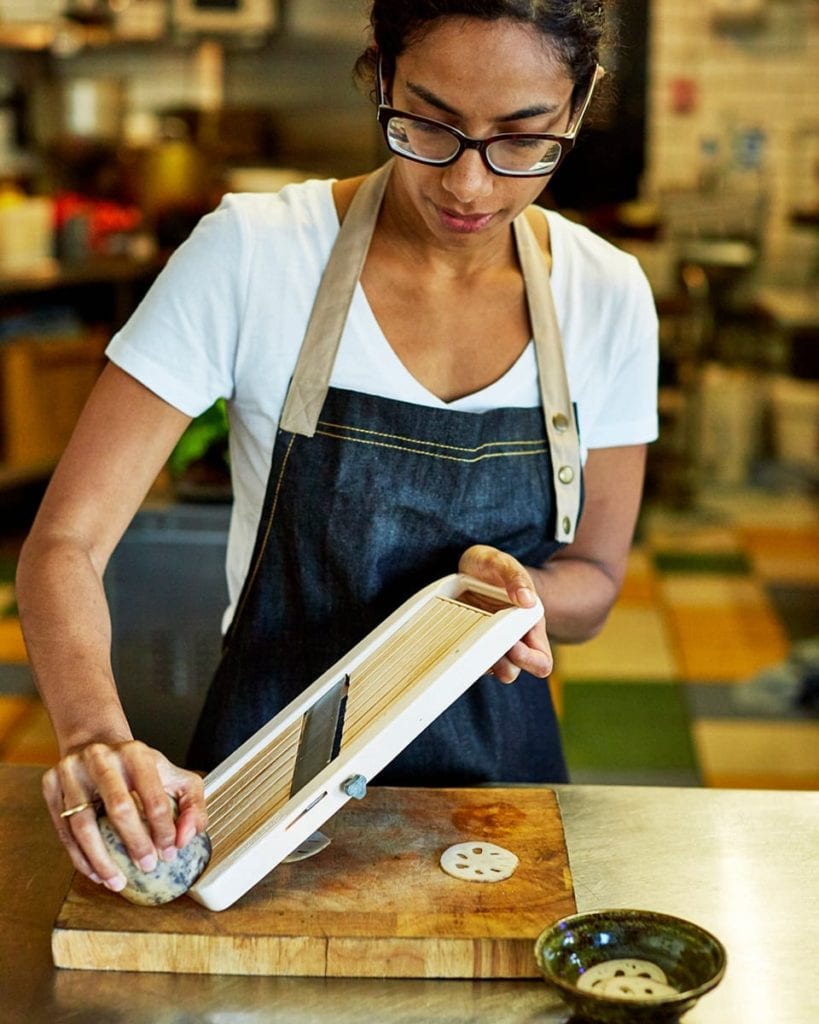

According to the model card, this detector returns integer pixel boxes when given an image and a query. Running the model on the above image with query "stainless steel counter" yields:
[3,765,817,1023]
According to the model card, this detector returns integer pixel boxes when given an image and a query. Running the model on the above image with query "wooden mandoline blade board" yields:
[191,574,544,911]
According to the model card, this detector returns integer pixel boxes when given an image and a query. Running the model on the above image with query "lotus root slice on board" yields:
[439,841,519,882]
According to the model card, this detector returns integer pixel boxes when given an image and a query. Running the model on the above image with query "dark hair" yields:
[354,0,605,103]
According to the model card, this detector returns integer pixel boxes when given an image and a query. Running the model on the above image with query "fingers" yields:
[155,759,208,851]
[490,635,552,683]
[459,545,554,681]
[44,741,207,892]
[49,754,128,890]
[459,544,538,608]
[43,765,103,883]
[518,621,553,678]
[489,654,520,685]
[93,742,176,872]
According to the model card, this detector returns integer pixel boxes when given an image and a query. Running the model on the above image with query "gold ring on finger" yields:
[60,800,96,819]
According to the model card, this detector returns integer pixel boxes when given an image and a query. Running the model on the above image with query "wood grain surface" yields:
[52,787,575,978]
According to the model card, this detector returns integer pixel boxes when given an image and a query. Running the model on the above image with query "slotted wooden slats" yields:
[203,596,489,869]
[342,597,489,749]
[205,717,302,867]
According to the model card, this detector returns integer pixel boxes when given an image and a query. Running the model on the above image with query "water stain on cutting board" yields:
[451,801,527,835]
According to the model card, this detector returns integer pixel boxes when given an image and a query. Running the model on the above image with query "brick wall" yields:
[646,0,819,283]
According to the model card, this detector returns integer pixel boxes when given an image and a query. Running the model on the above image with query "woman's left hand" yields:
[458,544,552,683]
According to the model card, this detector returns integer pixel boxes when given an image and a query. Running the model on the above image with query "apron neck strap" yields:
[279,160,393,437]
[514,212,581,542]
[279,161,581,543]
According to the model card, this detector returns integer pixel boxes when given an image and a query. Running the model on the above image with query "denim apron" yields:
[187,161,583,784]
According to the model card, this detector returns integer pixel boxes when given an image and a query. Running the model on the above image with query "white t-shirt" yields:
[107,177,658,623]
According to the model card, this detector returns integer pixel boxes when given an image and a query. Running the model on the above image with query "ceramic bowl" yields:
[534,909,727,1022]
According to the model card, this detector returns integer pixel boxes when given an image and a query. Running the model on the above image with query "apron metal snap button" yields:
[552,412,570,433]
[562,516,571,535]
[557,465,574,485]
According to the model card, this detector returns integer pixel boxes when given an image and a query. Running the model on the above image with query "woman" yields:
[16,0,657,894]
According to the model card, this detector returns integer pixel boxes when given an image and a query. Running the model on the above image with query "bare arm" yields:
[459,444,647,680]
[533,443,647,641]
[16,363,207,888]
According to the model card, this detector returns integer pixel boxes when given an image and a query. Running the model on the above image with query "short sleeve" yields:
[580,258,659,450]
[106,195,250,417]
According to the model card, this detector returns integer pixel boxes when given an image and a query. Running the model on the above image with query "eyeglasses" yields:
[376,57,603,178]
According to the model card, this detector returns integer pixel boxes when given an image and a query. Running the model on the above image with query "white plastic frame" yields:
[190,574,543,911]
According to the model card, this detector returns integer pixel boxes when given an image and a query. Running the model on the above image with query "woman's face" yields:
[384,17,577,250]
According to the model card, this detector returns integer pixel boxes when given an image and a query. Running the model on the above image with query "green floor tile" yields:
[652,551,751,575]
[562,681,699,774]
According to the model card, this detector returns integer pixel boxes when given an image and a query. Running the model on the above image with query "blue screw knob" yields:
[342,774,367,800]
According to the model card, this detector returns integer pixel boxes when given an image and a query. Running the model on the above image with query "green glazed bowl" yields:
[534,909,727,1022]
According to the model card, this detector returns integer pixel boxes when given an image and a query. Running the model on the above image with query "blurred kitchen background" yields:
[0,0,817,788]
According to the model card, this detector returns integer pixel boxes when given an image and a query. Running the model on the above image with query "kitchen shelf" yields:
[1,254,164,334]
[0,254,165,482]
[0,21,113,51]
[0,328,107,468]
[0,254,164,297]
[0,20,273,53]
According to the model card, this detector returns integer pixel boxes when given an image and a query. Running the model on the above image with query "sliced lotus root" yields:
[578,958,677,999]
[439,841,519,882]
[592,976,680,1001]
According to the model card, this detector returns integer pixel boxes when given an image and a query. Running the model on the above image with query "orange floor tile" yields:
[693,719,819,789]
[665,605,791,682]
[739,526,819,584]
[616,549,660,603]
[0,617,27,663]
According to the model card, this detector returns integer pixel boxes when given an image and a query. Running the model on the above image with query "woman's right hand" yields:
[42,740,208,892]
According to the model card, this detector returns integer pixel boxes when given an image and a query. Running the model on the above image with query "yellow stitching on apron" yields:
[314,429,548,463]
[229,433,297,636]
[317,418,545,453]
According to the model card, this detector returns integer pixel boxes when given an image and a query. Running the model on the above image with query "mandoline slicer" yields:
[189,573,543,911]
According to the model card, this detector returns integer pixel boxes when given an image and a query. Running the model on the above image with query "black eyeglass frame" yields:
[375,55,604,179]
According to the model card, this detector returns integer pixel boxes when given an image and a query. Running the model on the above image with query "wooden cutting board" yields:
[52,787,575,978]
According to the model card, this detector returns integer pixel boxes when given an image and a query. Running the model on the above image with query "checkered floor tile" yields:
[556,494,819,790]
